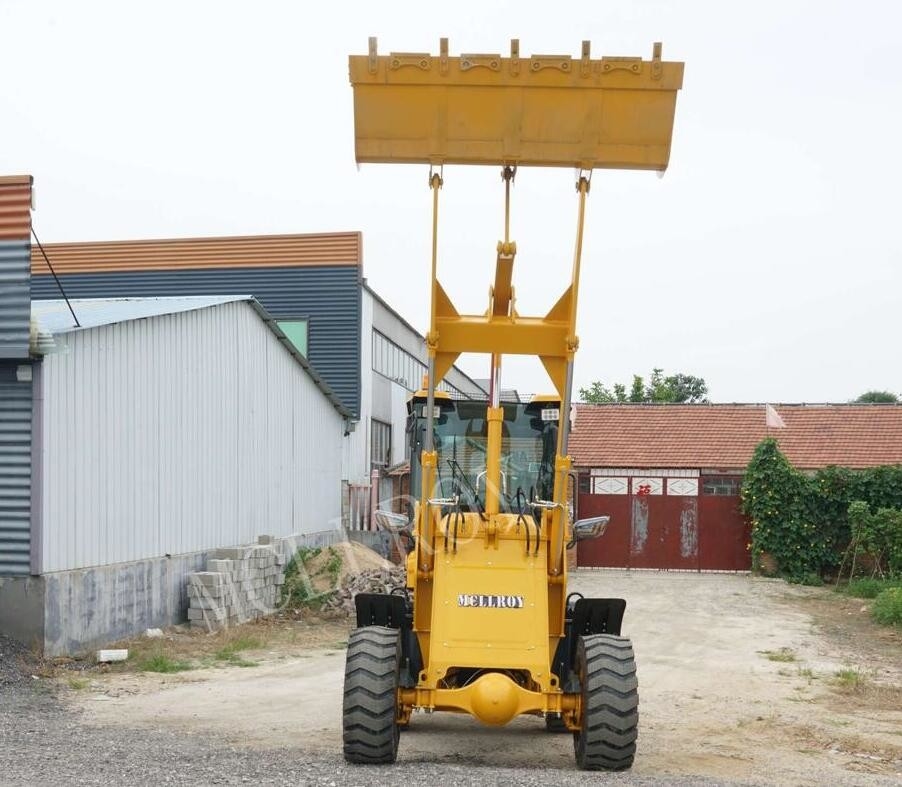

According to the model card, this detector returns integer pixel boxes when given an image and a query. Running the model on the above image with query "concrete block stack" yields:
[187,540,286,630]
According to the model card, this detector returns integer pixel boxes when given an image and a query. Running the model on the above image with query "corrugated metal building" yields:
[30,233,364,415]
[0,175,33,358]
[0,176,34,580]
[28,232,487,519]
[1,294,349,654]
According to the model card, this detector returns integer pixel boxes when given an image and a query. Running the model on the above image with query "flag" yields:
[765,404,786,429]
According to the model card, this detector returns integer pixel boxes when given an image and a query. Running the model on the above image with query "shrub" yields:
[847,501,902,578]
[280,548,320,608]
[842,577,902,599]
[742,439,827,582]
[742,440,902,581]
[872,587,902,626]
[279,546,343,610]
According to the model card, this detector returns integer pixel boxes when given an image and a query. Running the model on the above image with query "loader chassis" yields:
[343,37,682,770]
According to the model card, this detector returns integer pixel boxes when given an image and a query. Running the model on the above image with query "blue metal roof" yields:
[32,295,248,334]
[31,296,351,419]
[32,266,362,416]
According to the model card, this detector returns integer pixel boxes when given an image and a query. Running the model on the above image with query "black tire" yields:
[545,714,569,733]
[573,634,639,771]
[342,626,401,764]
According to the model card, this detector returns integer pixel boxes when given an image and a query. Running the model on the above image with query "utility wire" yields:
[31,228,80,328]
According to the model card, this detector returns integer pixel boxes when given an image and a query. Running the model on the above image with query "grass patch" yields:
[211,633,263,668]
[789,572,823,587]
[839,577,902,599]
[832,667,867,692]
[66,676,89,690]
[872,587,902,626]
[138,652,193,673]
[760,647,797,663]
[216,654,258,668]
[213,635,262,660]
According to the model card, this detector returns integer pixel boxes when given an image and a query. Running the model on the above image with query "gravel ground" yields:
[1,629,743,787]
[0,633,34,690]
[0,682,745,787]
[2,570,899,787]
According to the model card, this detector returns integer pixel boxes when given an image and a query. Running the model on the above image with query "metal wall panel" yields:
[40,301,344,573]
[31,232,361,273]
[368,284,485,398]
[0,241,31,358]
[0,363,32,575]
[31,265,361,416]
[0,176,32,240]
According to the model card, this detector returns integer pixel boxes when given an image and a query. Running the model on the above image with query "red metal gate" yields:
[698,493,751,570]
[577,475,750,571]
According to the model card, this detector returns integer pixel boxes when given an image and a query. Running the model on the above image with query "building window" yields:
[702,477,742,496]
[277,319,308,357]
[372,330,471,399]
[371,419,392,467]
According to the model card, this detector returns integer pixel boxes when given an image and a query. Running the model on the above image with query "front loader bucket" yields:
[349,39,684,171]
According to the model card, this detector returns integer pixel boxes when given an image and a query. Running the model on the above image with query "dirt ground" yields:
[63,571,901,786]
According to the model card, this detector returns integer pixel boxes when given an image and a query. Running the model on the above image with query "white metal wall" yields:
[39,301,344,573]
[346,291,374,485]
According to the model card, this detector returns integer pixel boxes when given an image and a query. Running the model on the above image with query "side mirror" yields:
[572,515,610,541]
[373,509,411,535]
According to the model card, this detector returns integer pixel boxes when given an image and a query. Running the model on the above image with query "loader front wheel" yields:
[342,626,401,764]
[573,634,639,771]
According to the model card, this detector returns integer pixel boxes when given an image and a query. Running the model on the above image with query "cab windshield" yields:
[407,399,559,515]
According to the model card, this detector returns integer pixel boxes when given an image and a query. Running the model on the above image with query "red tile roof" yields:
[568,404,902,471]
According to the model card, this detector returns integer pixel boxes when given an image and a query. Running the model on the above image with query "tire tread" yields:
[342,626,400,764]
[574,634,639,771]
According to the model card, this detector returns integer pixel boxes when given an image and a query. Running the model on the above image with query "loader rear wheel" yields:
[573,634,639,771]
[342,626,401,764]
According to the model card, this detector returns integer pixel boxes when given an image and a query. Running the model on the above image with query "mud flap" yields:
[551,598,627,691]
[354,593,422,688]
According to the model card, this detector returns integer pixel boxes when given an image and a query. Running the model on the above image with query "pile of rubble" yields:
[318,565,407,615]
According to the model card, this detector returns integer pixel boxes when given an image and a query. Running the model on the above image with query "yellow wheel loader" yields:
[343,38,683,770]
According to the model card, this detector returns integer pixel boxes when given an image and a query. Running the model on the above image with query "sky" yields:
[2,0,900,404]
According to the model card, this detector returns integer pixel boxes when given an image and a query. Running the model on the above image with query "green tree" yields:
[579,368,709,404]
[855,390,899,403]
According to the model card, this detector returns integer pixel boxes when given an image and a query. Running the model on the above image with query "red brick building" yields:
[569,404,902,571]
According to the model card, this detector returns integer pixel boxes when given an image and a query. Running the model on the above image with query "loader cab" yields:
[406,392,562,515]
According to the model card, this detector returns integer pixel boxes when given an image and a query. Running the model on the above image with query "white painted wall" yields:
[39,301,345,573]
